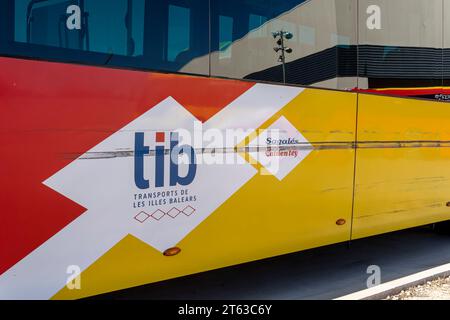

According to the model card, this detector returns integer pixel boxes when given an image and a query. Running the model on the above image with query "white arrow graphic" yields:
[0,84,305,299]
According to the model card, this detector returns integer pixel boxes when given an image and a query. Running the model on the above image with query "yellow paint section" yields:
[258,89,357,144]
[353,147,450,239]
[358,94,450,142]
[53,88,357,299]
[353,94,450,239]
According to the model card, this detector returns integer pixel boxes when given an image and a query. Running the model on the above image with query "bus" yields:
[1,0,450,300]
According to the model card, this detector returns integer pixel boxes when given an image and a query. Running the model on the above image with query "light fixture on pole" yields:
[273,31,294,84]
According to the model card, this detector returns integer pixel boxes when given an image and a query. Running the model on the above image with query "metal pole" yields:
[281,32,286,84]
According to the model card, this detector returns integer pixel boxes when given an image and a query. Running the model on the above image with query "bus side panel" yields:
[352,94,450,239]
[0,57,357,299]
[53,88,357,300]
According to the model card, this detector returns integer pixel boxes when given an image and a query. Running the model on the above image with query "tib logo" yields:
[134,131,197,189]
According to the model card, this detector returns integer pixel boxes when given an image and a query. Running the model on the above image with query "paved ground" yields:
[96,226,450,300]
[386,276,450,300]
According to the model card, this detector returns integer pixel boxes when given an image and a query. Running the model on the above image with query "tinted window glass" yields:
[219,15,234,59]
[211,0,275,81]
[167,5,190,62]
[358,0,443,100]
[147,0,209,75]
[272,0,357,89]
[210,0,358,90]
[14,0,144,56]
[2,0,209,75]
[443,0,450,101]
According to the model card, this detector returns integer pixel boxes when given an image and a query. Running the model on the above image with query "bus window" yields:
[14,0,145,57]
[159,0,210,75]
[167,4,190,62]
[84,0,145,57]
[249,14,268,39]
[358,0,443,100]
[2,0,210,75]
[441,0,450,101]
[211,0,275,81]
[21,0,80,49]
[210,0,358,91]
[219,15,234,60]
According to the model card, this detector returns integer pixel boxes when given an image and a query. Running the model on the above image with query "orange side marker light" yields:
[164,247,181,257]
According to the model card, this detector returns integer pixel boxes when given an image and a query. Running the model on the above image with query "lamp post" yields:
[273,31,293,84]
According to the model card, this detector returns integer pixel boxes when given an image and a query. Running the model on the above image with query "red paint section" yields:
[155,132,165,143]
[0,57,254,275]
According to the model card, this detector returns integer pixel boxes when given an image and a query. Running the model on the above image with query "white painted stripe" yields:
[204,83,303,137]
[0,210,126,300]
[335,263,450,300]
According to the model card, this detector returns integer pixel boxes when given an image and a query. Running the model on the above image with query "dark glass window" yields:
[167,4,190,62]
[13,0,145,56]
[442,0,450,101]
[210,0,358,90]
[358,0,444,100]
[1,0,209,75]
[146,0,209,74]
[210,0,276,80]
